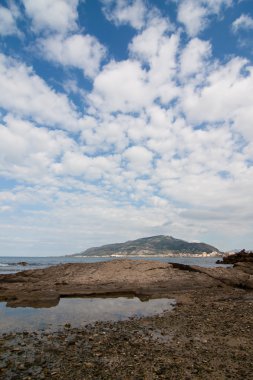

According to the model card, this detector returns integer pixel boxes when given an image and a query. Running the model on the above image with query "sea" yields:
[0,255,228,275]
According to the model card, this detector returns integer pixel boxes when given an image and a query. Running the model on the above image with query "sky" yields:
[0,0,253,256]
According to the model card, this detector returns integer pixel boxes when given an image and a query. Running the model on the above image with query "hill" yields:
[71,235,220,257]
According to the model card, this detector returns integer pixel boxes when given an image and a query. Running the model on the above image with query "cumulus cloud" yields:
[232,14,253,33]
[180,56,253,140]
[180,38,211,77]
[40,34,106,78]
[177,0,233,36]
[1,0,253,254]
[0,53,79,130]
[178,0,207,37]
[129,20,179,102]
[55,151,120,181]
[0,115,75,183]
[0,4,19,36]
[89,22,180,113]
[123,145,153,172]
[101,0,147,29]
[129,19,171,62]
[79,114,130,154]
[89,60,152,112]
[22,0,79,34]
[85,10,253,249]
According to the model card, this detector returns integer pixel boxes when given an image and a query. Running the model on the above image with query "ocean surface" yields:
[0,255,227,274]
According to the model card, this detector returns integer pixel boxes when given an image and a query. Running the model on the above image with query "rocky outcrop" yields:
[217,249,253,264]
[0,259,252,307]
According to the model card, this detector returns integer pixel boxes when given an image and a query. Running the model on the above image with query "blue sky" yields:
[0,0,253,256]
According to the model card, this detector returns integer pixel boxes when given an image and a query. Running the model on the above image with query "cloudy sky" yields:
[0,0,253,256]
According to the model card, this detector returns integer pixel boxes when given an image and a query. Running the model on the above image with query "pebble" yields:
[0,290,252,380]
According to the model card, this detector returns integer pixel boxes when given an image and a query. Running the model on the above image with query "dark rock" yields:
[65,336,76,345]
[217,249,253,264]
[17,262,28,266]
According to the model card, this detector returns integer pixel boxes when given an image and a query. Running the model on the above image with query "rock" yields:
[17,262,28,266]
[217,249,253,264]
[65,336,76,345]
[84,362,94,368]
[0,259,253,307]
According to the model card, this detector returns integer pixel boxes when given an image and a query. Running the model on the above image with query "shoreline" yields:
[70,251,223,258]
[0,287,252,379]
[0,259,252,379]
[1,258,251,308]
[71,254,222,258]
[0,258,252,308]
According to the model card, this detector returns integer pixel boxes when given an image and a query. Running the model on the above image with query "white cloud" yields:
[89,60,152,112]
[1,1,253,254]
[89,22,180,113]
[180,56,253,140]
[123,145,153,172]
[146,33,179,104]
[0,4,19,36]
[177,0,233,36]
[129,16,180,104]
[178,0,207,37]
[84,17,253,250]
[130,20,179,90]
[0,53,79,130]
[0,114,120,186]
[56,151,119,180]
[180,38,211,77]
[79,114,130,154]
[22,0,79,34]
[0,115,75,183]
[232,14,253,33]
[202,0,233,13]
[129,19,170,63]
[101,0,147,29]
[40,34,106,78]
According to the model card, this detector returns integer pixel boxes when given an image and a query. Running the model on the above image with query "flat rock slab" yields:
[0,259,252,307]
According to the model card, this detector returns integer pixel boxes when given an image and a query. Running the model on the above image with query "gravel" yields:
[0,287,253,379]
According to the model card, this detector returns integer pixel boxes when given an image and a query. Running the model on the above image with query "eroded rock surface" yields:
[0,259,252,307]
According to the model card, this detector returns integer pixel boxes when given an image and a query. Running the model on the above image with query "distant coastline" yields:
[72,251,223,258]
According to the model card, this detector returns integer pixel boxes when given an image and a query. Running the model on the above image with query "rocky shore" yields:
[0,259,253,379]
[217,249,253,264]
[0,259,253,307]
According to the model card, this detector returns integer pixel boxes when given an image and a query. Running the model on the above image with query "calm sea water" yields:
[0,255,226,274]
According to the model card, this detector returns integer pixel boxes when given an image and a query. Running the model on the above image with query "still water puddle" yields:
[0,297,175,333]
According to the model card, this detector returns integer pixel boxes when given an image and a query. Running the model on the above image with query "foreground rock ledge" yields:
[0,259,253,307]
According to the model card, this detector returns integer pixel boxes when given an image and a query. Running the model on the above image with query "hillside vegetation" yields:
[73,235,220,257]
